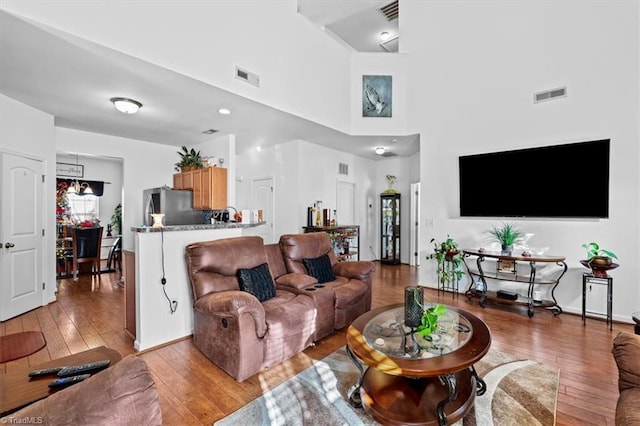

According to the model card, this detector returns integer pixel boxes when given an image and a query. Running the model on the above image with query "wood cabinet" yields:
[173,168,227,210]
[173,170,197,190]
[381,193,401,265]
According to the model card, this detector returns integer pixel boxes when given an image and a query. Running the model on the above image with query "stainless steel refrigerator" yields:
[142,186,202,226]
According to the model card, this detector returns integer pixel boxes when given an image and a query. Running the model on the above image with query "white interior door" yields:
[336,181,355,225]
[251,177,274,243]
[1,152,44,321]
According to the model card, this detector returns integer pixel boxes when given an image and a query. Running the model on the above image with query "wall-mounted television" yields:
[459,139,610,218]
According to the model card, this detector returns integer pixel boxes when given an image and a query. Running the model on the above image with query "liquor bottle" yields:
[311,203,317,227]
[316,201,322,226]
[330,210,336,226]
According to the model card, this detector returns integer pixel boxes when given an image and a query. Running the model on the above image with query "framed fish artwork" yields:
[362,75,392,117]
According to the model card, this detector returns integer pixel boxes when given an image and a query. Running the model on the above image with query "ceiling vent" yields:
[534,86,567,103]
[235,66,260,87]
[202,129,218,134]
[380,151,397,158]
[338,163,349,175]
[379,0,399,21]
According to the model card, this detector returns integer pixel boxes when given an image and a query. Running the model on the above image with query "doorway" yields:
[1,152,45,321]
[251,177,274,243]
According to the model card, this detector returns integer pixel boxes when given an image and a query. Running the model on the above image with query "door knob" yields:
[5,242,15,248]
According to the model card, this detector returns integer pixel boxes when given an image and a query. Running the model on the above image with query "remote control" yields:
[48,374,91,388]
[28,366,67,378]
[57,359,111,377]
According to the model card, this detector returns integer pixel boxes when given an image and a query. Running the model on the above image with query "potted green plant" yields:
[581,242,618,266]
[174,146,204,172]
[428,235,465,287]
[487,222,524,252]
[110,203,122,235]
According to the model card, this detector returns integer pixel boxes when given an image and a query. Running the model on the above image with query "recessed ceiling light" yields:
[218,108,231,115]
[110,97,142,114]
[375,147,385,155]
[379,32,391,41]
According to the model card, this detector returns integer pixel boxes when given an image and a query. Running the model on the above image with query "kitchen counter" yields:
[131,221,265,233]
[130,221,268,351]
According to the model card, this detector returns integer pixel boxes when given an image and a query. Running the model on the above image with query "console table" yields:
[462,249,567,318]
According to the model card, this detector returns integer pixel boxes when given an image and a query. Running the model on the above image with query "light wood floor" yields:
[1,264,631,425]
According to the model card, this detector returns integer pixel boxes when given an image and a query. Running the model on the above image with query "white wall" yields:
[405,1,639,320]
[0,95,57,303]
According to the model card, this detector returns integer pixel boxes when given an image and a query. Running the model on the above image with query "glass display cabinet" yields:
[381,193,401,264]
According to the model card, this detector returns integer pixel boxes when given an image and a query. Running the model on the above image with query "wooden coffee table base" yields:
[361,367,476,426]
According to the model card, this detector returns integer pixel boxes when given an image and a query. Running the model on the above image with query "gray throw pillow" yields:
[303,254,335,284]
[237,263,276,302]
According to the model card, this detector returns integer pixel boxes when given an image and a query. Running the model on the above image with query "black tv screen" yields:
[459,139,610,218]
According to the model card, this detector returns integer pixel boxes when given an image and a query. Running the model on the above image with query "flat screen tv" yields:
[459,139,610,218]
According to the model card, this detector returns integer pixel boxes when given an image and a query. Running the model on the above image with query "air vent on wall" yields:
[534,86,567,103]
[202,129,218,134]
[235,66,260,87]
[379,0,399,21]
[338,163,349,175]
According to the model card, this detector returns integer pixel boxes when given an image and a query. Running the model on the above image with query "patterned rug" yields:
[214,346,559,426]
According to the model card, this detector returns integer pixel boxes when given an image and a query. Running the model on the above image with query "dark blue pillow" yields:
[303,255,335,284]
[237,263,276,302]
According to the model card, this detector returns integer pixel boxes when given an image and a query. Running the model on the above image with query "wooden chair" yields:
[106,236,122,273]
[66,227,103,281]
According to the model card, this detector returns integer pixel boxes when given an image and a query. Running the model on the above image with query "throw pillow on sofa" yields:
[303,254,336,284]
[238,262,276,302]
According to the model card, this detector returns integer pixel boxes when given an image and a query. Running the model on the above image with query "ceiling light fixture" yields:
[379,32,391,41]
[218,108,231,115]
[375,147,385,155]
[110,97,142,114]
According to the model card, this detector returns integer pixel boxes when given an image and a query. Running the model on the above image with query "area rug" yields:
[0,331,46,363]
[214,346,559,426]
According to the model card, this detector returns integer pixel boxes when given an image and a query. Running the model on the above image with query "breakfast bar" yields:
[129,222,265,351]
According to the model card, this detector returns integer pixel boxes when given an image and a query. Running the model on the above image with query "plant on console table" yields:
[428,235,464,288]
[581,241,619,277]
[487,222,524,253]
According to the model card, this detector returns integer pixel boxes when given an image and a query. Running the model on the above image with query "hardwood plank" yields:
[0,264,629,426]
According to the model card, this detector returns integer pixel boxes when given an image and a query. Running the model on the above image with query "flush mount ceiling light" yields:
[375,147,386,155]
[110,97,142,114]
[218,108,231,115]
[379,31,391,41]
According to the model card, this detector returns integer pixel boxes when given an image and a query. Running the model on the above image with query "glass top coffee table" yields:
[346,303,491,426]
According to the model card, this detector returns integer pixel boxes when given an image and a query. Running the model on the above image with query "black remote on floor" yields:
[28,366,67,378]
[48,374,91,388]
[57,359,111,377]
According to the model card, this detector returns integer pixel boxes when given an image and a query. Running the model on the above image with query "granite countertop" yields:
[131,221,265,233]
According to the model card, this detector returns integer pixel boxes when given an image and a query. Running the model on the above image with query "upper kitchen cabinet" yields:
[173,170,197,190]
[197,167,227,210]
[174,168,227,210]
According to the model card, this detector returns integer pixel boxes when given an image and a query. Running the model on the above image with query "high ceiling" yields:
[0,4,417,160]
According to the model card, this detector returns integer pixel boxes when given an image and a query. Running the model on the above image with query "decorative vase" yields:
[501,244,513,254]
[404,286,423,328]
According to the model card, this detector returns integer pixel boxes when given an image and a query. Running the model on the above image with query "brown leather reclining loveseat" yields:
[185,232,376,382]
